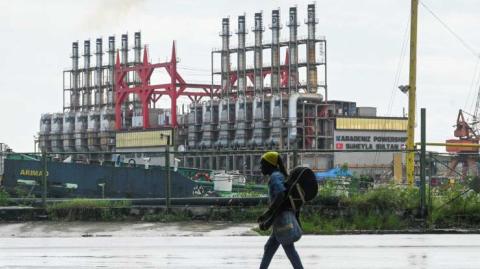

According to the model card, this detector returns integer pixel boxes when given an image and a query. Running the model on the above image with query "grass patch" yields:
[431,188,480,228]
[0,188,9,206]
[46,199,131,221]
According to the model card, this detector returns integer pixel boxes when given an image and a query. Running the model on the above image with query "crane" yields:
[446,85,480,178]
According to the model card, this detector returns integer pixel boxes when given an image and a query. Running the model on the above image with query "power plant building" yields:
[37,4,407,180]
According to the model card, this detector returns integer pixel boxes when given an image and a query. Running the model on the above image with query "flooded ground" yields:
[0,222,479,268]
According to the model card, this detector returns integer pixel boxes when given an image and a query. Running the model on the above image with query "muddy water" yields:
[0,222,479,268]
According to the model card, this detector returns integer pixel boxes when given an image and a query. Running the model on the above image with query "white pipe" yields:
[288,93,323,142]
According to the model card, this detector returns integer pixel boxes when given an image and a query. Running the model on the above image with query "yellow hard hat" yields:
[261,151,279,166]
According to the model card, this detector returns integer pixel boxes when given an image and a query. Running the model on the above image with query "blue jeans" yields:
[259,234,304,269]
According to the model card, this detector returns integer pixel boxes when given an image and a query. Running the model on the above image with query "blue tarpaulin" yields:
[315,167,353,181]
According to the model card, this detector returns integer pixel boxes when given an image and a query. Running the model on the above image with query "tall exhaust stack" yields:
[71,42,80,111]
[270,9,281,94]
[237,15,247,96]
[220,18,231,96]
[133,32,142,110]
[121,34,129,84]
[253,12,264,95]
[133,32,141,82]
[107,36,115,108]
[95,38,103,109]
[288,7,299,93]
[83,40,92,110]
[306,4,318,93]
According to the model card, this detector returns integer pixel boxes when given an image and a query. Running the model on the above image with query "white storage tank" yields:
[75,111,88,133]
[63,112,76,152]
[87,111,101,151]
[51,113,64,152]
[39,114,52,152]
[63,112,76,134]
[100,109,115,132]
[87,111,100,132]
[100,109,115,152]
[216,99,230,147]
[212,173,233,192]
[51,113,64,135]
[39,114,52,135]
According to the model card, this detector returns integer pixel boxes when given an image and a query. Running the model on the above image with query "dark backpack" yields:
[284,166,318,211]
[257,166,318,231]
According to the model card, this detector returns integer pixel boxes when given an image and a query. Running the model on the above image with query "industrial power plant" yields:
[36,4,408,181]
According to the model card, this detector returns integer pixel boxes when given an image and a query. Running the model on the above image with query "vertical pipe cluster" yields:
[237,15,247,96]
[133,32,142,111]
[133,32,141,82]
[121,34,129,83]
[253,12,263,95]
[288,7,298,93]
[71,42,80,111]
[306,4,317,93]
[107,36,115,108]
[270,9,281,94]
[95,38,103,109]
[83,40,91,110]
[220,18,231,97]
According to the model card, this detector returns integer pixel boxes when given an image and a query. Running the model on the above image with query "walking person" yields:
[258,151,304,269]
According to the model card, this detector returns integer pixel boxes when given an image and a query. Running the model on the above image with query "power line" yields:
[464,57,480,113]
[420,1,479,58]
[387,18,410,117]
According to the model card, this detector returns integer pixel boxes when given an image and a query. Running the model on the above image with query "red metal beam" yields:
[114,41,221,130]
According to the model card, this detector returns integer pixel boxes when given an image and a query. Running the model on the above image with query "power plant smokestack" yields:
[237,15,247,96]
[133,32,142,110]
[134,32,141,63]
[133,32,141,82]
[107,36,115,108]
[121,34,129,84]
[288,6,299,93]
[253,12,264,95]
[83,40,92,110]
[220,18,231,96]
[71,42,80,111]
[306,4,318,93]
[95,38,103,109]
[270,9,281,94]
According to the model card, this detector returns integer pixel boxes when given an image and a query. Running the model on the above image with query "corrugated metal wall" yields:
[2,159,195,198]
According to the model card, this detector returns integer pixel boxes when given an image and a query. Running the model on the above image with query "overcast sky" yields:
[1,0,479,152]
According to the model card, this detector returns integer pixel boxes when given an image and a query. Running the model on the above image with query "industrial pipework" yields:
[107,36,115,108]
[270,9,281,94]
[253,12,264,95]
[71,42,80,111]
[220,18,231,97]
[83,40,91,111]
[306,4,318,93]
[95,38,103,109]
[237,15,247,96]
[288,6,299,93]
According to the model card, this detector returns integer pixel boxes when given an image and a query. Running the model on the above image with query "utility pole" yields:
[42,150,48,207]
[420,108,427,220]
[406,0,419,185]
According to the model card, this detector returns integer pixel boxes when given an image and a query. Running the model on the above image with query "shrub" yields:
[0,188,9,206]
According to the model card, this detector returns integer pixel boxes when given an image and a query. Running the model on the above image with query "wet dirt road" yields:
[0,222,479,268]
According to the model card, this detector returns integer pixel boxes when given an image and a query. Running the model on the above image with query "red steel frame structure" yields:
[114,42,294,130]
[114,42,222,129]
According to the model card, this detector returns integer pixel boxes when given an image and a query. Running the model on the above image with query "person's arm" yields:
[257,172,287,230]
[257,191,285,230]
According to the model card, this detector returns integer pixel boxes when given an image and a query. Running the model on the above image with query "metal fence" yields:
[3,145,480,229]
[0,148,412,204]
